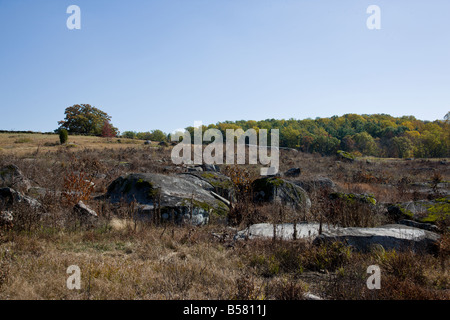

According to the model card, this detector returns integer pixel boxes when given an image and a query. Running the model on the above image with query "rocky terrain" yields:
[0,139,449,300]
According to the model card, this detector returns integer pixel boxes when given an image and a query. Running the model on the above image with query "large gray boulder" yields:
[0,187,42,210]
[0,165,31,192]
[235,222,440,253]
[105,173,229,225]
[387,196,449,224]
[180,171,235,202]
[252,177,311,211]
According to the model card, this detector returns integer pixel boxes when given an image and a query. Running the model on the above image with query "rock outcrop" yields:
[0,165,31,192]
[387,196,449,224]
[252,177,311,212]
[181,171,235,202]
[0,187,42,210]
[105,173,229,225]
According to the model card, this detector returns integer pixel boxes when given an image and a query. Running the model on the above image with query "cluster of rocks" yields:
[103,167,318,225]
[0,164,98,228]
[1,163,446,253]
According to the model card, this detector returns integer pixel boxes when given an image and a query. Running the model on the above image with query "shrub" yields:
[222,165,257,226]
[59,129,68,145]
[232,274,262,300]
[265,278,306,300]
[62,171,94,206]
[325,193,380,227]
[302,241,353,272]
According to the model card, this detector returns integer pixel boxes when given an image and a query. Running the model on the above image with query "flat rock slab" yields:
[317,224,440,252]
[236,222,440,253]
[235,222,325,241]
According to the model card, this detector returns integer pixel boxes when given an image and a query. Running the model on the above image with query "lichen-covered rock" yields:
[252,177,311,212]
[337,150,356,162]
[106,173,229,225]
[181,171,235,202]
[0,165,31,192]
[329,192,376,205]
[387,196,450,224]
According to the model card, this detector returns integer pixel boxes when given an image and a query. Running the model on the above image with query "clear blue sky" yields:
[1,0,449,134]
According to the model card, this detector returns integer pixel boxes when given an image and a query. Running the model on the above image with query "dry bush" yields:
[396,176,412,200]
[62,171,94,206]
[264,278,306,300]
[378,249,427,285]
[376,276,450,300]
[300,241,353,273]
[7,202,41,232]
[232,273,263,300]
[323,265,369,300]
[244,238,353,277]
[322,246,450,300]
[327,198,383,228]
[222,165,258,226]
[0,248,13,289]
[309,187,386,228]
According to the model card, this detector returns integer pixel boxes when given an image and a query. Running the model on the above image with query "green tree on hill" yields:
[57,104,117,136]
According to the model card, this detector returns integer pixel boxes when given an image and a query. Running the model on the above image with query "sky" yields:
[0,0,449,134]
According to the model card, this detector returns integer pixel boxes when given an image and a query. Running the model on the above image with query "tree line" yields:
[197,113,449,158]
[56,104,449,158]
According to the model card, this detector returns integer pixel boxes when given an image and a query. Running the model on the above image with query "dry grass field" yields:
[0,132,449,300]
[0,133,149,156]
